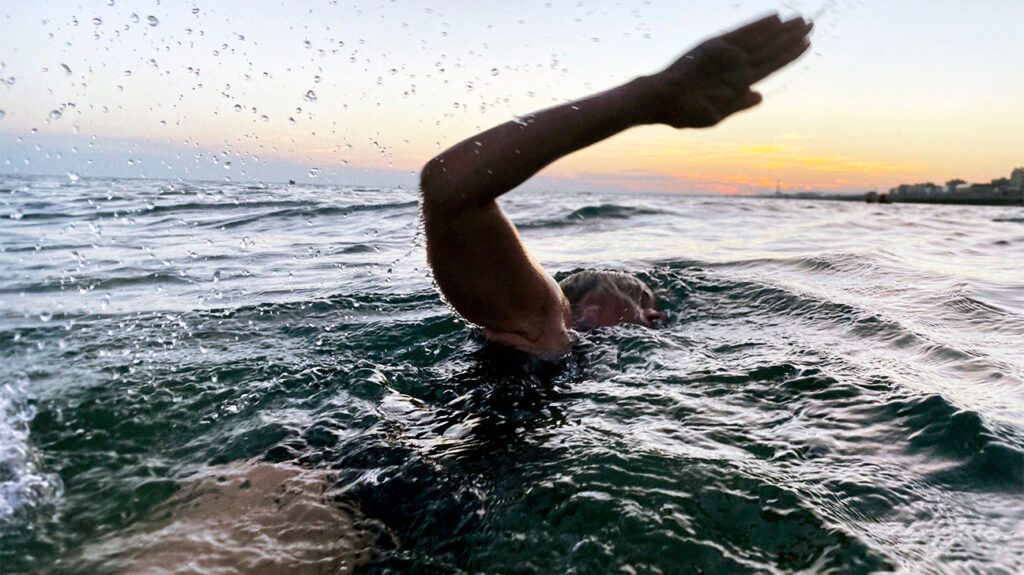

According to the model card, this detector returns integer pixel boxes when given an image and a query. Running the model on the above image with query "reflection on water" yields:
[1,175,1022,573]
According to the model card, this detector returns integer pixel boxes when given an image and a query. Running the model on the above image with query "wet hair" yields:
[558,270,650,307]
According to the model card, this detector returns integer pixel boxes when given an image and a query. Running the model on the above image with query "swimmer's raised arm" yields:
[421,14,812,355]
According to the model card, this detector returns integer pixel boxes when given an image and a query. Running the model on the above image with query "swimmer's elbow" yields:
[419,156,454,213]
[420,155,485,215]
[420,156,443,190]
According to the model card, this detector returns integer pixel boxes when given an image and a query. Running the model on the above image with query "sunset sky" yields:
[1,0,1021,194]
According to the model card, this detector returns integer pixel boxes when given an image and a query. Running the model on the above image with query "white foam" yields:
[0,376,62,521]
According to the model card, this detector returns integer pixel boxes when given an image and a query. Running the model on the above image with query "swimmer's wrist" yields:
[626,75,670,126]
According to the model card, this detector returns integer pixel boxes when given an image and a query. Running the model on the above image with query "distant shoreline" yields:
[757,193,1023,207]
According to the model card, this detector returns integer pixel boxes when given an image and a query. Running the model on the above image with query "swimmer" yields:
[421,14,813,357]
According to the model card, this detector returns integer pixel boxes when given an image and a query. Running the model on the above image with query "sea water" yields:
[1,175,1022,573]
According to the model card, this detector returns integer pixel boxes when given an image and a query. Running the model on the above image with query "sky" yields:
[1,0,1022,194]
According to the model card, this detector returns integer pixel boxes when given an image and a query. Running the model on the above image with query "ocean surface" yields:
[1,174,1022,574]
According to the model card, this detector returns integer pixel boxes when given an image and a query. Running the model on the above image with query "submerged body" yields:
[422,14,813,356]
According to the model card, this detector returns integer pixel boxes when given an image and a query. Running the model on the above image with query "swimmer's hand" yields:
[643,14,813,128]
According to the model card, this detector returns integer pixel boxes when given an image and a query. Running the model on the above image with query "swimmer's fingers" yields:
[746,21,812,82]
[746,18,811,62]
[720,13,784,49]
[722,13,808,51]
[749,35,811,83]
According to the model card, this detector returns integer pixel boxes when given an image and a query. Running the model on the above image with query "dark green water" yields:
[2,176,1022,573]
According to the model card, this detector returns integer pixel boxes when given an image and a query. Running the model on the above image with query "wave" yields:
[882,393,1024,486]
[786,253,879,275]
[0,269,193,295]
[0,375,63,523]
[653,258,1020,355]
[337,243,379,254]
[204,200,418,229]
[518,203,666,229]
[942,288,1023,331]
[4,199,306,222]
[6,199,420,225]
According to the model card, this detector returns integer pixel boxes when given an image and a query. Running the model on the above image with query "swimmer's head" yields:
[559,270,666,331]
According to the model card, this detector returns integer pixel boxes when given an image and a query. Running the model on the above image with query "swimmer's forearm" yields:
[420,77,657,210]
[420,14,812,211]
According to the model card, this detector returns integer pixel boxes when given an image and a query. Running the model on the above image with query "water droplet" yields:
[233,104,242,112]
[192,8,200,15]
[130,13,139,23]
[0,110,5,120]
[490,68,500,76]
[288,117,296,125]
[147,15,159,26]
[92,17,102,26]
[67,172,80,182]
[259,114,269,122]
[39,311,53,322]
[304,89,318,102]
[307,167,321,178]
[107,0,115,6]
[60,63,72,75]
[49,110,63,120]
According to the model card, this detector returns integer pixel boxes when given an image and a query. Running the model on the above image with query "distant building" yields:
[959,183,996,200]
[890,182,941,199]
[887,167,1023,205]
[1011,167,1024,191]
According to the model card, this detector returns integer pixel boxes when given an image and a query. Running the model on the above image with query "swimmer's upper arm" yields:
[421,160,571,352]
